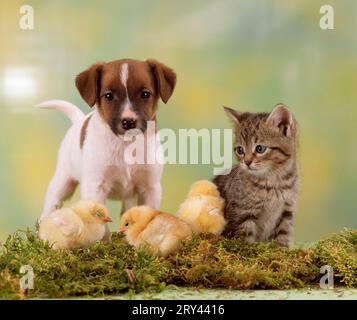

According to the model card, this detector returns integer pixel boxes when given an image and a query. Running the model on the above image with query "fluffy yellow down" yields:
[177,180,226,235]
[119,206,192,258]
[39,200,112,250]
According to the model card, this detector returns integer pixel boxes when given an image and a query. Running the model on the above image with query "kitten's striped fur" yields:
[214,104,299,247]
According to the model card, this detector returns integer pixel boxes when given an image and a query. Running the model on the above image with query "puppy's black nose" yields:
[121,118,137,130]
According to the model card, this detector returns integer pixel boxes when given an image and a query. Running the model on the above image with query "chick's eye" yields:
[141,90,151,99]
[255,145,267,154]
[104,92,114,101]
[235,146,245,155]
[125,222,129,227]
[96,212,103,218]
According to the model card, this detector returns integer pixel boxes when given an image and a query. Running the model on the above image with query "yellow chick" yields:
[39,200,112,250]
[177,180,226,235]
[119,206,192,258]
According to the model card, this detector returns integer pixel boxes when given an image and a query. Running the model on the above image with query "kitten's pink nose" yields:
[245,159,253,167]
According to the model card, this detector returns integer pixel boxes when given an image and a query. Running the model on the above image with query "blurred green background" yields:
[0,0,356,243]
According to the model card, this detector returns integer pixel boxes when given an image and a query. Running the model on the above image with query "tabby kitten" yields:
[213,104,299,247]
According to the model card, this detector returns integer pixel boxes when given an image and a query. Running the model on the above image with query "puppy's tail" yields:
[35,100,85,124]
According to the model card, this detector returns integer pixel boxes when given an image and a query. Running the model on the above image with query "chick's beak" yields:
[103,216,112,222]
[119,227,126,233]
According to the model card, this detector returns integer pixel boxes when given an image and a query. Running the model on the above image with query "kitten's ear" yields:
[267,104,296,137]
[223,106,243,125]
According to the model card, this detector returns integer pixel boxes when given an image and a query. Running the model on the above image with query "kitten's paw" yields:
[276,234,291,247]
[244,235,257,244]
[239,220,257,243]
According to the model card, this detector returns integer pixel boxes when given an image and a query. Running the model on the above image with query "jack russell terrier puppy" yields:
[37,59,176,228]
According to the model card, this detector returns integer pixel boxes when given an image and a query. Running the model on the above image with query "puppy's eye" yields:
[104,92,114,101]
[141,90,151,99]
[235,146,245,155]
[255,145,267,154]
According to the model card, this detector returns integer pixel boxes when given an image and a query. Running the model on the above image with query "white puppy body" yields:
[40,101,163,220]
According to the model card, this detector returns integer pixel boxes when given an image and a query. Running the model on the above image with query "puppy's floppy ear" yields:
[266,103,297,137]
[75,63,104,107]
[223,106,244,126]
[147,59,177,103]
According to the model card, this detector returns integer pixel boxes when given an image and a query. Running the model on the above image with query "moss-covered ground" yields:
[0,228,356,299]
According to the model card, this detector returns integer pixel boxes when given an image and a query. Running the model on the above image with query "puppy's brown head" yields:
[75,59,176,135]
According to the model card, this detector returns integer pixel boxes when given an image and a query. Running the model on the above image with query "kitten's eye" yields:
[255,145,267,154]
[141,90,151,99]
[104,92,114,101]
[235,146,245,155]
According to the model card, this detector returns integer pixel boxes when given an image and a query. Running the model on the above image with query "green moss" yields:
[0,228,355,299]
[312,229,357,287]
